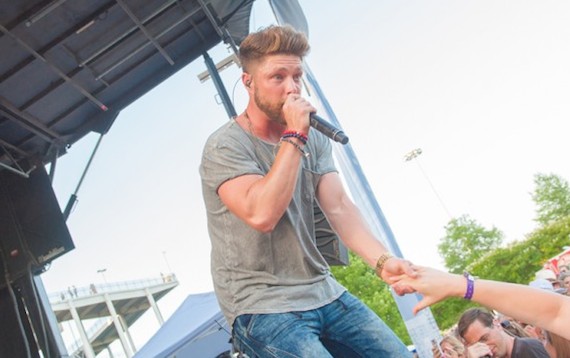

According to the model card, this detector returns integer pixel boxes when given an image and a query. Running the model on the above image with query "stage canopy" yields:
[0,0,254,176]
[0,2,253,356]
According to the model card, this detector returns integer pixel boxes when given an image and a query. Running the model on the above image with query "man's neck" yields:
[242,108,284,143]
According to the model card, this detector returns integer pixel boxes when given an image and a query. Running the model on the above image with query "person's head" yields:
[458,308,512,358]
[440,335,466,358]
[529,277,568,295]
[238,25,310,123]
[543,330,570,358]
[529,278,555,291]
[559,271,570,289]
[536,269,560,288]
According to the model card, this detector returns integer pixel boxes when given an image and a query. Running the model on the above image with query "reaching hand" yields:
[389,266,464,314]
[381,257,418,295]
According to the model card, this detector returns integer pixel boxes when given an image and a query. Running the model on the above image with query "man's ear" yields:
[242,73,252,88]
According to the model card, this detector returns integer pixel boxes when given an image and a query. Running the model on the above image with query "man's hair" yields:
[238,25,310,72]
[457,307,494,339]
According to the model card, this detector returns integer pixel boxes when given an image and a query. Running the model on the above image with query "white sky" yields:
[41,0,570,353]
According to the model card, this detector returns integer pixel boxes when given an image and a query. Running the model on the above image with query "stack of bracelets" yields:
[280,130,309,157]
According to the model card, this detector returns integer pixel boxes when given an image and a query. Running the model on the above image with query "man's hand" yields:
[381,257,418,295]
[281,94,314,132]
[466,342,492,358]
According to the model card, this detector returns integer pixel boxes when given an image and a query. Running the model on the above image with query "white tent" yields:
[135,292,231,358]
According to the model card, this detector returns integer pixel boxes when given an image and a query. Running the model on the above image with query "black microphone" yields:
[310,113,349,144]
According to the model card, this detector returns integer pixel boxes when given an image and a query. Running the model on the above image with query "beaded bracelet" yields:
[280,138,309,157]
[282,130,308,145]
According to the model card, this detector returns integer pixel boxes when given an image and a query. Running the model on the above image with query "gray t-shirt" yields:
[200,119,346,327]
[511,337,550,357]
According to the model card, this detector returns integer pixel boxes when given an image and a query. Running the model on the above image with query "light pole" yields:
[162,251,173,274]
[97,268,108,284]
[404,148,452,219]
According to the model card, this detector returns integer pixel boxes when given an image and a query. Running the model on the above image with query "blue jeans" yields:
[232,291,411,357]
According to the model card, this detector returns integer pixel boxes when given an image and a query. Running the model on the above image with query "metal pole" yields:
[202,51,237,118]
[404,148,452,219]
[63,133,104,221]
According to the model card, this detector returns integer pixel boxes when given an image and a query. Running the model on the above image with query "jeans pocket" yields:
[247,313,301,345]
[336,291,359,312]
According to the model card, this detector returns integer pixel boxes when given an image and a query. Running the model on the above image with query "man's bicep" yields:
[316,172,348,218]
[218,174,263,220]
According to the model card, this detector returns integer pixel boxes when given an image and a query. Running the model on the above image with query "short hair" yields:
[457,307,494,339]
[559,271,570,280]
[238,25,310,72]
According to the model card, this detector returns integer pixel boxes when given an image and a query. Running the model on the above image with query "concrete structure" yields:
[49,274,178,357]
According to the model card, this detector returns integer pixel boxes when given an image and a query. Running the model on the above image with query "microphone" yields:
[310,113,349,144]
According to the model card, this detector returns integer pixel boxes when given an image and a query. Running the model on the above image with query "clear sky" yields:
[41,0,570,353]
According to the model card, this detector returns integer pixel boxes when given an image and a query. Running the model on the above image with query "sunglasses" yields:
[500,320,511,329]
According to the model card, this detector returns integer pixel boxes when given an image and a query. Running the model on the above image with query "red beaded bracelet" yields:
[282,130,308,144]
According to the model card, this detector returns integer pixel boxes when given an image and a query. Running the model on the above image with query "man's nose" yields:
[285,77,301,94]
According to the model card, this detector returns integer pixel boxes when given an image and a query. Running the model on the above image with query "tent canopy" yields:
[135,291,231,358]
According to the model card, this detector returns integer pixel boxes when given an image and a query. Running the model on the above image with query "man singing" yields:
[200,25,415,357]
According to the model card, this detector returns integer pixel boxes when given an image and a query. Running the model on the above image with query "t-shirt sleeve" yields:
[200,132,264,194]
[309,129,337,175]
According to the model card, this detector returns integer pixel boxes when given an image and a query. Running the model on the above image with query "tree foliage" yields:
[438,215,503,274]
[430,298,477,331]
[532,173,570,225]
[471,215,570,284]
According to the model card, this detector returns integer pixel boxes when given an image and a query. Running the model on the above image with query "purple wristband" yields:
[463,271,475,300]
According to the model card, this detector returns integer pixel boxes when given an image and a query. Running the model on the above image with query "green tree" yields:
[438,215,503,274]
[532,173,570,225]
[430,298,477,331]
[471,215,570,284]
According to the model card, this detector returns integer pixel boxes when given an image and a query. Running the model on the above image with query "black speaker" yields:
[0,162,75,288]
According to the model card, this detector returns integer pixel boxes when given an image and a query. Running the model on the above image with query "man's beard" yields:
[254,90,286,125]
